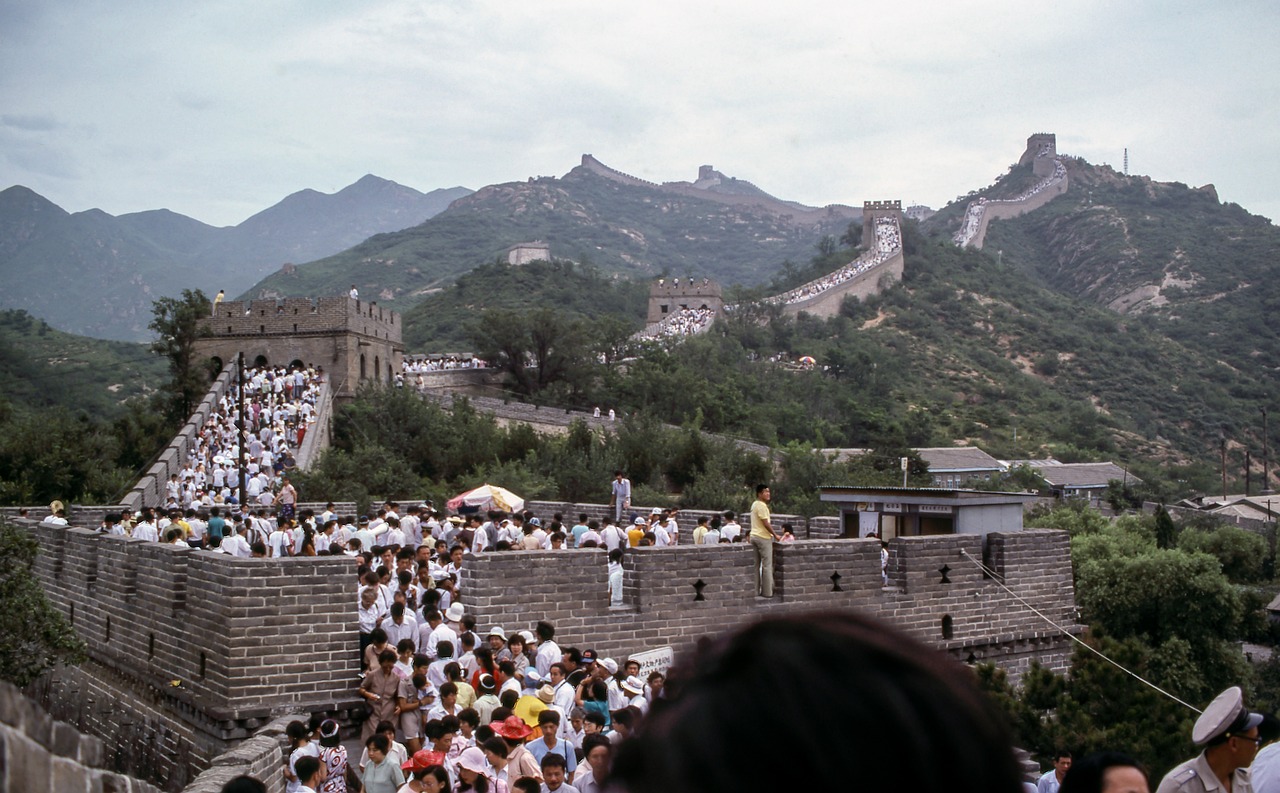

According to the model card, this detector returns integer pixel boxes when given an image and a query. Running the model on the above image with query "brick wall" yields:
[21,516,1079,786]
[20,519,363,787]
[0,679,164,793]
[124,360,238,512]
[458,528,1081,680]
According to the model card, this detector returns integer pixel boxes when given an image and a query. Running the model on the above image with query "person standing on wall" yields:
[749,484,780,598]
[609,471,631,525]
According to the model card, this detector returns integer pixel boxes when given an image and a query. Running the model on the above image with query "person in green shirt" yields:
[361,734,405,793]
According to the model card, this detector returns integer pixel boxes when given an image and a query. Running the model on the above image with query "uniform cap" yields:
[1193,686,1264,745]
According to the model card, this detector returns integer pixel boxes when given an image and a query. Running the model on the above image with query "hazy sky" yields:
[2,0,1277,227]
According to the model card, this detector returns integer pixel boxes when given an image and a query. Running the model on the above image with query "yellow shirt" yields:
[627,527,644,547]
[750,500,772,540]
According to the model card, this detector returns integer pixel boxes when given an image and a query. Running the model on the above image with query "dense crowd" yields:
[953,158,1067,247]
[403,357,490,373]
[771,216,902,306]
[632,307,716,342]
[86,365,322,548]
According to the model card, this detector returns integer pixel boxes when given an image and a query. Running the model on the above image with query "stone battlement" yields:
[194,295,402,399]
[646,280,725,325]
[203,296,399,342]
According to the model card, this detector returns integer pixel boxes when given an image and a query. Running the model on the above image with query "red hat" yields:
[490,714,533,740]
[402,749,447,772]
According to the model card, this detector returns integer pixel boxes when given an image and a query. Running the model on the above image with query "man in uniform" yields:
[1157,686,1262,793]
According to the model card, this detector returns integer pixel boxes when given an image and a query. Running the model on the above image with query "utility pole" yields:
[1221,434,1228,501]
[1264,407,1273,494]
[238,352,247,511]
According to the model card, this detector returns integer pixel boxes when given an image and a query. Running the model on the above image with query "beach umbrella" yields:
[446,483,525,514]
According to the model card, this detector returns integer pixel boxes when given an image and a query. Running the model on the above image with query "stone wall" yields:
[20,512,1079,786]
[968,177,1069,249]
[781,249,904,319]
[0,679,163,793]
[458,528,1081,681]
[20,519,363,787]
[124,361,238,513]
[194,296,403,400]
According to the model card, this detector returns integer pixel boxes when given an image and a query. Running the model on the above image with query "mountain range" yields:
[0,177,471,340]
[243,156,856,305]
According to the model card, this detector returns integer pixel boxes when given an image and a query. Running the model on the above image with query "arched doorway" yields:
[253,354,269,369]
[374,355,381,383]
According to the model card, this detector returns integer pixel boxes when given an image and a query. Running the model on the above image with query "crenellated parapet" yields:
[195,294,402,400]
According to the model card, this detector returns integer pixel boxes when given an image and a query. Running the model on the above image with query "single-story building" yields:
[818,486,1038,540]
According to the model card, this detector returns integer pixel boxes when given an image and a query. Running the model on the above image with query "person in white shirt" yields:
[384,603,418,648]
[222,527,252,558]
[720,511,742,542]
[535,622,561,677]
[600,522,625,552]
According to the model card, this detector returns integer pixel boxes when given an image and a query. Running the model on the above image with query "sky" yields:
[2,0,1278,227]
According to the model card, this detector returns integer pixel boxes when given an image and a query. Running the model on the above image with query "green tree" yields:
[0,521,87,686]
[1154,505,1178,550]
[149,289,212,421]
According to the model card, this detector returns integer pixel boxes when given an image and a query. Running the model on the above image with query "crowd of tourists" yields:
[403,357,490,373]
[770,216,903,306]
[632,307,716,342]
[953,158,1068,247]
[84,364,321,546]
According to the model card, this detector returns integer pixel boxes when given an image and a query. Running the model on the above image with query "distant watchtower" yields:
[194,296,403,400]
[1019,133,1059,177]
[861,199,903,240]
[647,279,724,325]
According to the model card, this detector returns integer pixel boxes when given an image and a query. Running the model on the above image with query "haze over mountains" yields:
[0,177,470,340]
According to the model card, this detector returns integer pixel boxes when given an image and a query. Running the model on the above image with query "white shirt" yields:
[1036,770,1062,793]
[536,641,561,677]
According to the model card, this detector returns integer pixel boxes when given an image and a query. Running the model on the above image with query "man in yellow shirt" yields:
[749,484,780,597]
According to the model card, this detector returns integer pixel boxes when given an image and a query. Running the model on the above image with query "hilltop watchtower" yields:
[647,279,724,325]
[194,295,403,400]
[1019,133,1059,177]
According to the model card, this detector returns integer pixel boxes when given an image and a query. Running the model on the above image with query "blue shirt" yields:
[527,735,577,775]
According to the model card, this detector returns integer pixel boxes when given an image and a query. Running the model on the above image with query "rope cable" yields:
[958,548,1202,714]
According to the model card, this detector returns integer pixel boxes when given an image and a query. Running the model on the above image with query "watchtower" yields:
[193,295,402,400]
[647,279,724,325]
[862,199,903,241]
[1019,133,1059,177]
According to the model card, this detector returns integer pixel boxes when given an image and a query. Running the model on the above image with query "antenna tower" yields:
[1123,148,1129,175]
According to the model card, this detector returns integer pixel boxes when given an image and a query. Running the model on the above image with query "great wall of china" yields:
[11,134,1079,793]
[953,133,1069,249]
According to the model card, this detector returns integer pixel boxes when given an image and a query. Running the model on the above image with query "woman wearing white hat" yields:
[453,746,495,793]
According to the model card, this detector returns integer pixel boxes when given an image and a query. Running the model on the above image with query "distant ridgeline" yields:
[577,155,858,229]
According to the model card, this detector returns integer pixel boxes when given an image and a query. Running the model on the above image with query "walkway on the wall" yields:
[953,157,1068,249]
[630,211,905,345]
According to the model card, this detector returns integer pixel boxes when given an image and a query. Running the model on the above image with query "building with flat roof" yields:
[819,486,1037,540]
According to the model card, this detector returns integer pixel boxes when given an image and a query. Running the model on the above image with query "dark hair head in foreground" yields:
[609,610,1022,793]
[1059,753,1149,793]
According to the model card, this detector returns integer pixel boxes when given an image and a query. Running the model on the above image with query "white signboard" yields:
[881,503,903,513]
[918,504,954,514]
[626,646,674,678]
